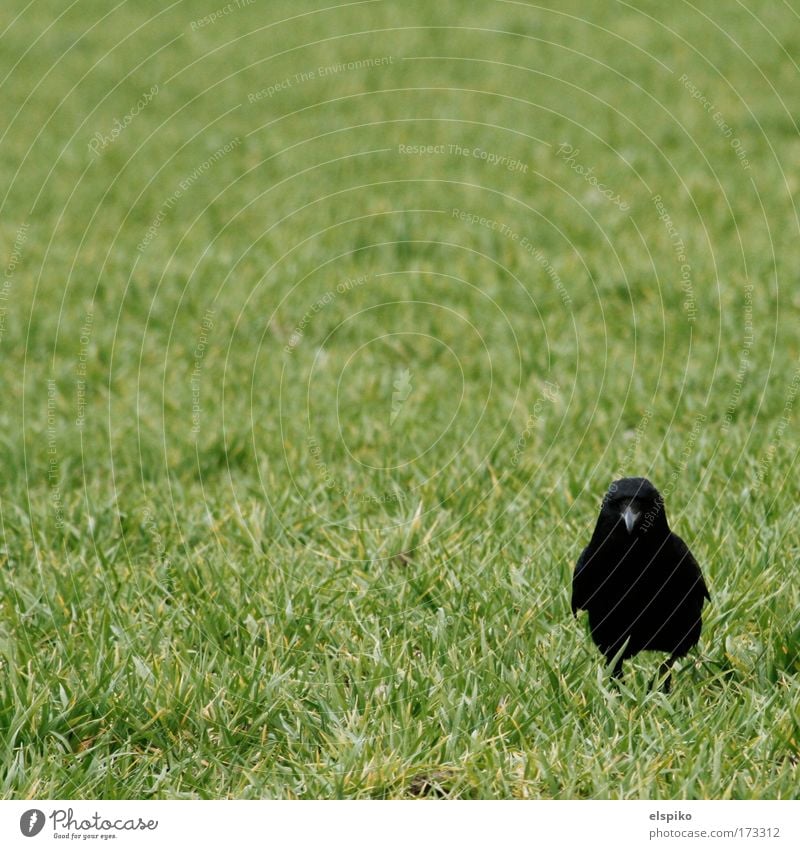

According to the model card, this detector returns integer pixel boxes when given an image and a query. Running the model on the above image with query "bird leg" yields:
[652,656,678,693]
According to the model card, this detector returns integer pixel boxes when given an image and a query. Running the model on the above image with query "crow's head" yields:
[600,476,667,537]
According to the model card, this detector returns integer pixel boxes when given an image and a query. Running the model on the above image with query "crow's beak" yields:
[621,505,640,534]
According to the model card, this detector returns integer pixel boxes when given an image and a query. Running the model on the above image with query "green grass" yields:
[1,0,800,798]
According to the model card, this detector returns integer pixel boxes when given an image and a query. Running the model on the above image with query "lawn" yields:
[1,0,799,798]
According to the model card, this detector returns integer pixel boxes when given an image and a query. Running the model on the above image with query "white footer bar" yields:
[1,800,797,849]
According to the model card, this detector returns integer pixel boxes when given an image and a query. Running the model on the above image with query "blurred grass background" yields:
[0,0,799,797]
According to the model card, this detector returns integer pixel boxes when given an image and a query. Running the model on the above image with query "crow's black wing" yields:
[671,533,710,603]
[571,546,594,616]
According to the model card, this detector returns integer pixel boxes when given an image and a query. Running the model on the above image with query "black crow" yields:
[571,477,710,690]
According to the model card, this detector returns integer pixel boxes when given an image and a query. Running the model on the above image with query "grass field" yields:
[1,0,800,799]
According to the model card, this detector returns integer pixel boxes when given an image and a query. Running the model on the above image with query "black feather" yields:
[571,477,710,689]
